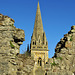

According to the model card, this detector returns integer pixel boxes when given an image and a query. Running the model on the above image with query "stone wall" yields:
[45,25,75,75]
[0,14,34,75]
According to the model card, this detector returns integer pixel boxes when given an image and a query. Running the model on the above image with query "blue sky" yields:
[0,0,75,58]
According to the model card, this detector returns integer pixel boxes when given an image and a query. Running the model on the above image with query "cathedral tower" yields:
[31,1,49,67]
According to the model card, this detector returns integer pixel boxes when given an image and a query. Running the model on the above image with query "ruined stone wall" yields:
[45,25,75,75]
[0,14,34,75]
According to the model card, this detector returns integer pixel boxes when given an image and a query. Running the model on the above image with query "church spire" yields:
[31,1,49,67]
[33,1,43,40]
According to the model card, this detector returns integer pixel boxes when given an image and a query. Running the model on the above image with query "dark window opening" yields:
[39,40,40,43]
[43,42,44,44]
[43,33,44,44]
[38,57,42,66]
[46,62,48,64]
[46,42,47,45]
[40,60,42,66]
[38,60,39,64]
[33,42,35,45]
[35,41,36,45]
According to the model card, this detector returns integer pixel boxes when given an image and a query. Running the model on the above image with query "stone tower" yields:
[31,1,49,67]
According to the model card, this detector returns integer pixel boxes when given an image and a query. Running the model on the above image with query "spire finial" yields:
[37,0,40,9]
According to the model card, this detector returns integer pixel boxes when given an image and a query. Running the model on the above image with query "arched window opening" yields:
[33,41,35,45]
[40,60,42,66]
[38,57,42,66]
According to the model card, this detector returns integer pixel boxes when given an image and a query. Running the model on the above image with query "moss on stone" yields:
[51,61,59,66]
[70,36,72,41]
[56,57,63,60]
[10,41,15,48]
[11,24,14,27]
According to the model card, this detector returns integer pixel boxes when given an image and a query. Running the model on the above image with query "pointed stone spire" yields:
[33,1,43,40]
